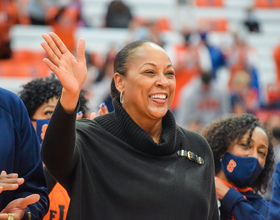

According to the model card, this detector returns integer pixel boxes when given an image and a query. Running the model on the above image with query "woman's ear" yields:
[114,73,125,93]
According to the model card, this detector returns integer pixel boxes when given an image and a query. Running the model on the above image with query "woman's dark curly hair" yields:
[18,74,89,118]
[200,113,274,194]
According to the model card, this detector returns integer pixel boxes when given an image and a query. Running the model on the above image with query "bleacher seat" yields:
[75,27,130,55]
[195,0,224,7]
[10,25,53,51]
[0,25,52,79]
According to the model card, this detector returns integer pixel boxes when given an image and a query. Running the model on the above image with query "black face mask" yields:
[272,127,280,140]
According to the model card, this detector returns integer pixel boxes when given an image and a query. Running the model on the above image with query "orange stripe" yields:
[215,177,254,193]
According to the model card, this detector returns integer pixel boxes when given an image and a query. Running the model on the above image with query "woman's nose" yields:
[155,74,169,88]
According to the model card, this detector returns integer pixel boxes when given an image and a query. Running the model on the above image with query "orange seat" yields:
[255,0,280,8]
[198,18,228,31]
[0,56,50,78]
[157,17,171,32]
[195,0,224,7]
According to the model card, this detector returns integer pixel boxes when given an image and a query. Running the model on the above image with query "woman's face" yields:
[228,126,269,167]
[119,43,176,122]
[31,97,58,128]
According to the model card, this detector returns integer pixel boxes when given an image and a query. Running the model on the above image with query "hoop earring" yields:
[120,91,124,104]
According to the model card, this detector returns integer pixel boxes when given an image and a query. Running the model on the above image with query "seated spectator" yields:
[273,42,280,86]
[88,46,118,113]
[0,87,49,220]
[128,18,164,47]
[0,0,18,59]
[105,0,133,28]
[230,70,260,114]
[176,71,231,132]
[243,7,261,33]
[164,27,200,111]
[201,113,274,220]
[261,82,280,109]
[227,33,260,96]
[197,30,227,79]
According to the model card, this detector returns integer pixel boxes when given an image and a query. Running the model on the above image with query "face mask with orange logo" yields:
[35,119,50,144]
[220,151,264,188]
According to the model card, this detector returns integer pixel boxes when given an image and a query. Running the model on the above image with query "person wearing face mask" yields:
[39,32,219,219]
[201,113,274,220]
[18,75,108,220]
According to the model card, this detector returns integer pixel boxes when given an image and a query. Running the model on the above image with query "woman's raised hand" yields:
[41,32,87,112]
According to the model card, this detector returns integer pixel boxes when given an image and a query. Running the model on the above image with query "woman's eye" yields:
[45,111,53,116]
[259,151,267,157]
[145,70,155,74]
[165,72,175,76]
[239,143,251,149]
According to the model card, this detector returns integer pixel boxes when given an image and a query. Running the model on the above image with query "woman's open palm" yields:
[41,32,87,94]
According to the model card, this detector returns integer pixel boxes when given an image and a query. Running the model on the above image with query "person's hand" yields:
[0,194,40,220]
[76,103,109,120]
[215,177,230,200]
[41,32,87,112]
[0,171,24,193]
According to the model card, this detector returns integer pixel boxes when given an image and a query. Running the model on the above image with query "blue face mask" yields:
[220,151,264,188]
[35,119,50,144]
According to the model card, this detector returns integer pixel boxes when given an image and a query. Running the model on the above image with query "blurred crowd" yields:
[1,0,280,122]
[1,0,280,219]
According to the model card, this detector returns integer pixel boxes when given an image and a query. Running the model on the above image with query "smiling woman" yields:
[40,32,219,219]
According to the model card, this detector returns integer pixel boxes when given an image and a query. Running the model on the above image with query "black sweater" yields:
[41,98,219,220]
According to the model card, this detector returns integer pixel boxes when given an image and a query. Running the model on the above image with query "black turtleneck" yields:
[41,97,219,220]
[95,97,184,156]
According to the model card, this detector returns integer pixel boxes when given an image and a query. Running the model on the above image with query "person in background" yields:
[0,0,18,59]
[105,0,133,28]
[176,71,230,132]
[0,87,49,220]
[40,32,219,219]
[18,75,108,220]
[201,113,274,220]
[243,6,260,33]
[229,70,259,114]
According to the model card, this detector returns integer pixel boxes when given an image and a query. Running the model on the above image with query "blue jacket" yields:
[0,87,49,219]
[220,186,268,220]
[268,162,280,220]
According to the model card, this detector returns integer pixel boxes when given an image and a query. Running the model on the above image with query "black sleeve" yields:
[41,99,78,193]
[44,166,57,194]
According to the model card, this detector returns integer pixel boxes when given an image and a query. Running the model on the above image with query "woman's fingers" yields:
[76,38,86,63]
[20,194,40,208]
[90,112,97,120]
[41,34,61,66]
[42,57,59,75]
[98,103,109,116]
[49,32,69,55]
[0,171,25,192]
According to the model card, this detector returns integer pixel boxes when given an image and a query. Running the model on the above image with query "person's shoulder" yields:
[176,125,209,146]
[0,87,24,111]
[176,125,213,162]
